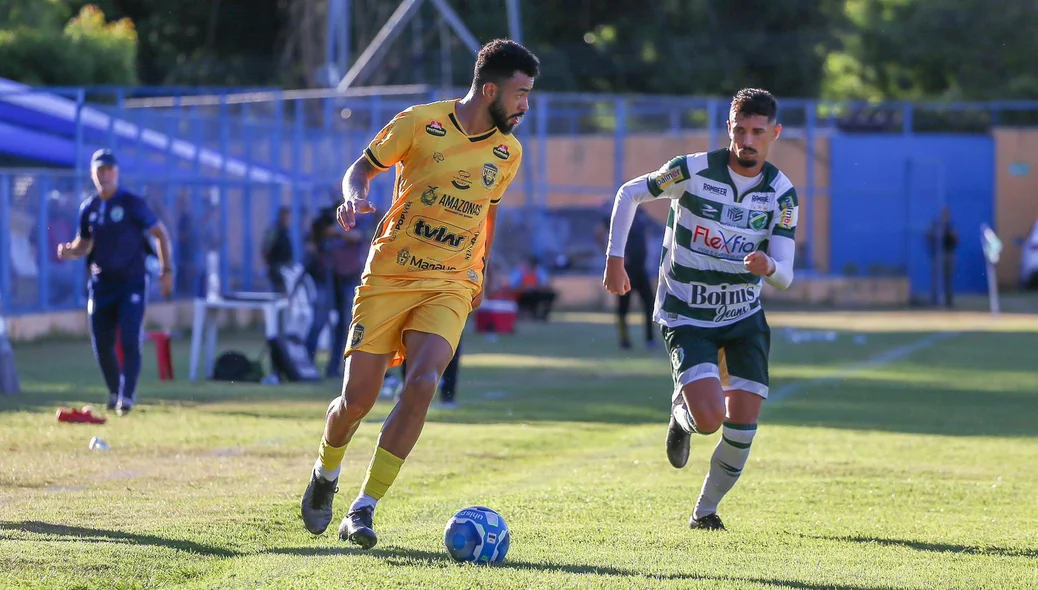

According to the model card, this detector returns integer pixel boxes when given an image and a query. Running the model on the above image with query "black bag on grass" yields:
[211,350,264,383]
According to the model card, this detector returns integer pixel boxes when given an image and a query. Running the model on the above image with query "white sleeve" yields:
[764,235,795,290]
[606,156,690,258]
[606,176,650,257]
[764,187,799,290]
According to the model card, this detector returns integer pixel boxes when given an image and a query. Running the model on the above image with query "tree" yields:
[63,0,288,86]
[449,0,846,97]
[0,4,138,86]
[823,0,1038,100]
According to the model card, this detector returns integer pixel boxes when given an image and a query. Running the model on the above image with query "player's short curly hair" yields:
[473,39,540,89]
[730,88,778,123]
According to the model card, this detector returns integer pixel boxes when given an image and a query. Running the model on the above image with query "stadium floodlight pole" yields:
[505,0,522,43]
[427,0,481,55]
[337,0,428,91]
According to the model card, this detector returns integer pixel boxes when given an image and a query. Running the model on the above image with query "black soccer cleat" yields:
[116,402,133,417]
[300,472,338,535]
[666,412,691,469]
[339,506,378,549]
[106,394,118,412]
[689,513,726,531]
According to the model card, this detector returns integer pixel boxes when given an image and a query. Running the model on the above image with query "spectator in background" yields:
[262,207,294,293]
[597,206,656,350]
[36,192,80,307]
[175,191,200,296]
[928,206,959,308]
[304,202,367,378]
[509,255,556,321]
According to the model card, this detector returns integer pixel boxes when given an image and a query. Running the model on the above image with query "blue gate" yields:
[830,135,995,298]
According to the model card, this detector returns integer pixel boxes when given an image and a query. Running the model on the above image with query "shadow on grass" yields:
[806,534,1038,559]
[0,521,942,588]
[4,320,1037,436]
[0,521,239,557]
[271,545,906,588]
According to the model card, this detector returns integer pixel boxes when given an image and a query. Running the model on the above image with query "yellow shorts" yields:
[344,277,475,367]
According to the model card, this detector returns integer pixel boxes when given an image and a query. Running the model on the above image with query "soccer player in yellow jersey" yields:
[300,39,539,549]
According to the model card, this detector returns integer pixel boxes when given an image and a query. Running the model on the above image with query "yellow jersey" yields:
[361,100,523,288]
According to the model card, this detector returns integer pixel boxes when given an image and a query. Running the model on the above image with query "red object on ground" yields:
[115,330,174,381]
[55,406,107,424]
[474,299,518,334]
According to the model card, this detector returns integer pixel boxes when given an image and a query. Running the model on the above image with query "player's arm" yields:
[476,149,521,308]
[132,199,174,296]
[745,187,798,289]
[338,156,382,230]
[339,108,416,230]
[471,204,500,310]
[148,221,174,277]
[57,235,92,260]
[604,155,689,295]
[58,200,95,260]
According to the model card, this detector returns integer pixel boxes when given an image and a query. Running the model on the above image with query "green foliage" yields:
[455,0,846,98]
[823,0,1038,100]
[0,4,138,86]
[63,0,286,86]
[0,0,68,29]
[2,0,1037,100]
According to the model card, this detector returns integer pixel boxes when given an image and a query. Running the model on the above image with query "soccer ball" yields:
[443,506,510,564]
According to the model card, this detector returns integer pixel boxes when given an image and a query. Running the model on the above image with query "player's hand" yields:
[472,289,485,310]
[56,242,69,261]
[337,199,376,230]
[159,271,173,299]
[603,256,631,295]
[743,251,775,277]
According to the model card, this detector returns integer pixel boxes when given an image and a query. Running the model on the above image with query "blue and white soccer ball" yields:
[443,506,510,564]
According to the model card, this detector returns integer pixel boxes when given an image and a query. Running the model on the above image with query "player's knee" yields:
[400,370,439,404]
[326,396,341,418]
[337,386,379,422]
[686,403,724,435]
[340,396,375,423]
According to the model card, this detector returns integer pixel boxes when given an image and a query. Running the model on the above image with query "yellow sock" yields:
[360,446,405,500]
[317,437,348,476]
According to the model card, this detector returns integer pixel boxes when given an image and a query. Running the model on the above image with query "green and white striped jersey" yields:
[608,148,799,328]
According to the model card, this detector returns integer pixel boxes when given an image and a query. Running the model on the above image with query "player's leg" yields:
[87,298,122,411]
[304,281,331,363]
[630,270,656,348]
[114,286,147,415]
[690,312,771,531]
[301,350,391,535]
[617,291,633,349]
[325,278,353,377]
[438,337,462,405]
[340,289,467,548]
[301,283,403,536]
[662,325,726,468]
[341,330,454,548]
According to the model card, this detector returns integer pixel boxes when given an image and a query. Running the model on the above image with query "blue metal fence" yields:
[2,84,1037,315]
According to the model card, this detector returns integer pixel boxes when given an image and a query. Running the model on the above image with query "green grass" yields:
[2,310,1038,589]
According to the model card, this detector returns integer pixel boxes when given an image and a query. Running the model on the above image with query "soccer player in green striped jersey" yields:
[603,88,798,531]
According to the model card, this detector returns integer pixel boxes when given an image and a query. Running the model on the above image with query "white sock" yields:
[313,460,340,482]
[672,401,694,434]
[694,422,757,520]
[350,493,377,512]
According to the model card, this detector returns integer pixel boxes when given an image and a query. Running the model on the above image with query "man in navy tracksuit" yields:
[57,149,174,415]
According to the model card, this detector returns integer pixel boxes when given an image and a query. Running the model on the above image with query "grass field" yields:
[2,308,1037,589]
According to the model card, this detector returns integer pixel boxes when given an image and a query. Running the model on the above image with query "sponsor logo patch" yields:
[425,121,447,136]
